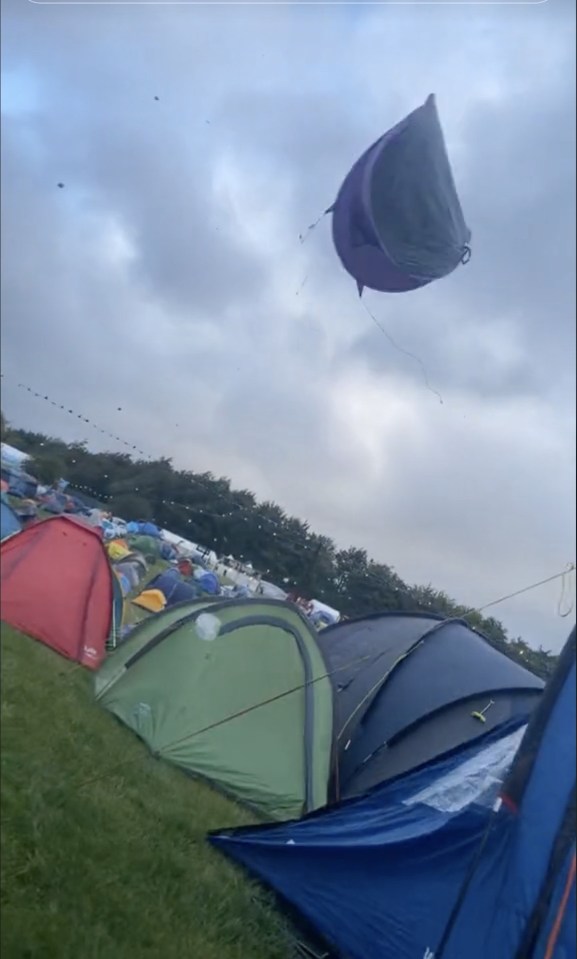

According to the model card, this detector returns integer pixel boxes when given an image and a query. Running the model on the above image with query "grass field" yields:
[0,625,292,959]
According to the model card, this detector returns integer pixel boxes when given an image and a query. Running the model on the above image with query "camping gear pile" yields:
[0,513,574,959]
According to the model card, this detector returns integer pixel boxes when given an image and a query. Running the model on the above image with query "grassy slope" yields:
[0,625,291,959]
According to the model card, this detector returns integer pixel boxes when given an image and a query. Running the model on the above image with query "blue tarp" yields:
[1,498,22,541]
[211,629,576,959]
[125,521,160,537]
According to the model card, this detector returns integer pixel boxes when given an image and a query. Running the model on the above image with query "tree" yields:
[27,453,67,486]
[108,493,154,521]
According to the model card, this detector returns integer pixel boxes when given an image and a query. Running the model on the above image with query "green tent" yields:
[95,598,333,820]
[126,535,161,562]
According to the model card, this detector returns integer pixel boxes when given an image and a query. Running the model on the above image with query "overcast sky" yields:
[2,0,575,652]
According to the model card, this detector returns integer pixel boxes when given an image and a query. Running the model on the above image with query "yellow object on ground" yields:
[106,539,131,562]
[132,589,167,614]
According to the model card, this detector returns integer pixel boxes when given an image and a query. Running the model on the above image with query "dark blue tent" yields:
[211,627,575,959]
[1,497,22,541]
[147,569,203,606]
[316,611,544,800]
[197,571,220,596]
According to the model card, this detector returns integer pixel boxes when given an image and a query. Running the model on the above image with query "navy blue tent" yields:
[316,611,544,800]
[211,627,575,959]
[197,571,221,596]
[0,497,22,541]
[146,569,203,606]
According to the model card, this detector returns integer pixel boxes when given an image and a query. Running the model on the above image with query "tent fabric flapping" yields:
[331,94,471,296]
[95,598,333,820]
[210,627,575,959]
[316,610,544,800]
[0,516,115,669]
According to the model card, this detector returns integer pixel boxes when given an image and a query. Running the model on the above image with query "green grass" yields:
[0,625,292,959]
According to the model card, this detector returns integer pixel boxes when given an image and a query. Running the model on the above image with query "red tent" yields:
[0,516,114,669]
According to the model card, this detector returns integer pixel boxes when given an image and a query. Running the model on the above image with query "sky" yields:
[1,0,575,652]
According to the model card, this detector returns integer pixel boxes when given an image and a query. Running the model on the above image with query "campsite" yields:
[2,2,576,958]
[1,440,575,957]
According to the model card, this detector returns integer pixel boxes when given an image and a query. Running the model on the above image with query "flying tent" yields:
[211,627,575,959]
[0,516,115,669]
[330,94,471,296]
[95,598,334,820]
[316,610,544,800]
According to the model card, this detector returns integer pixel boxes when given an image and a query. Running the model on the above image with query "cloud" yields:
[1,0,575,651]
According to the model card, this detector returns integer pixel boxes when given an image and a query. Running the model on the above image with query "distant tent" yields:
[106,539,131,562]
[127,534,161,561]
[114,560,144,591]
[127,521,161,538]
[5,470,38,500]
[95,598,334,820]
[108,572,126,650]
[330,94,471,296]
[197,570,220,595]
[0,516,115,669]
[13,498,38,522]
[40,490,67,514]
[315,611,544,800]
[146,569,203,606]
[97,604,543,817]
[0,497,22,541]
[211,627,575,959]
[160,541,176,561]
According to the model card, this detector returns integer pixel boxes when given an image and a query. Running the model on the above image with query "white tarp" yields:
[404,724,527,814]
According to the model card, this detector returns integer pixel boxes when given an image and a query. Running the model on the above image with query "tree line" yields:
[1,412,558,680]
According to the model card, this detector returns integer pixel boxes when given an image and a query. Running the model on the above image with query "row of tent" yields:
[0,514,574,958]
[0,516,546,814]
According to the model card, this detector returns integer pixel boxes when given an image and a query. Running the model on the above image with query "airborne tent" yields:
[316,611,544,800]
[145,568,204,606]
[211,627,575,959]
[330,94,471,296]
[95,598,334,820]
[0,516,115,669]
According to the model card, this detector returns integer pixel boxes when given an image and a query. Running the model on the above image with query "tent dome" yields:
[1,516,115,669]
[316,611,544,799]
